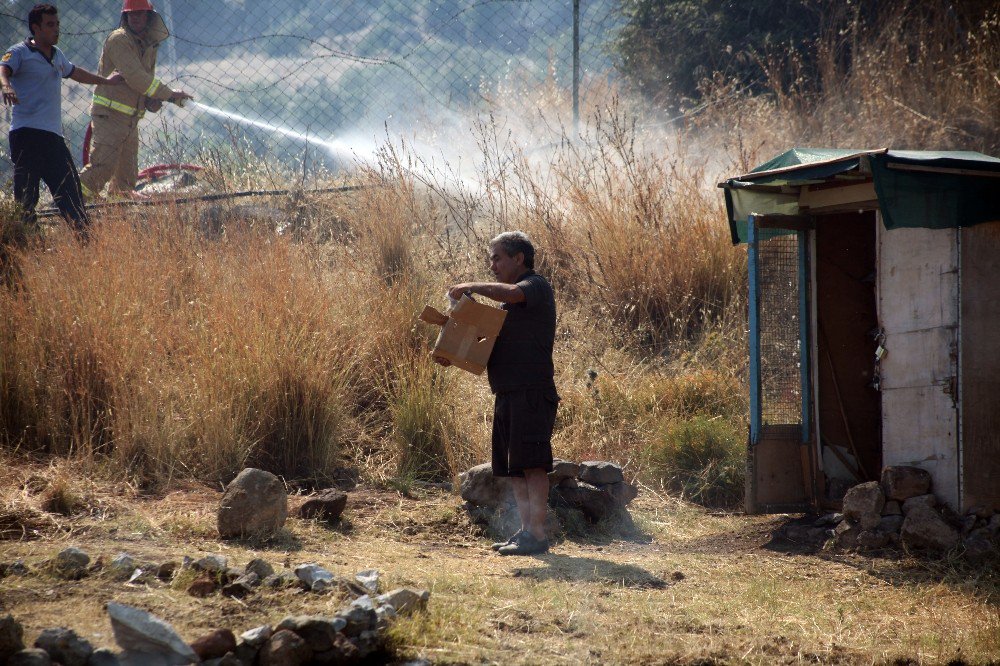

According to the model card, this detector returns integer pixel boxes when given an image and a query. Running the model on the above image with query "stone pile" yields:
[0,548,429,665]
[788,465,999,562]
[460,459,639,533]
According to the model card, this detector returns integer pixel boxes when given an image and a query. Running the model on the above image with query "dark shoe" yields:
[491,530,523,551]
[497,532,549,556]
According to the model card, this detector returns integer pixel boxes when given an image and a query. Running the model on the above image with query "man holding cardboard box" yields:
[435,231,558,556]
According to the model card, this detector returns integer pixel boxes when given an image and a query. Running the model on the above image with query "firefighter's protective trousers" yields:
[81,109,141,196]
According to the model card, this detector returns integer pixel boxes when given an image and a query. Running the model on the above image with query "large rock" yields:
[882,466,932,501]
[842,481,885,531]
[377,588,430,615]
[295,490,347,523]
[578,461,625,485]
[275,616,345,654]
[459,463,511,508]
[52,547,90,580]
[218,468,288,539]
[901,504,960,552]
[260,629,310,666]
[902,494,937,515]
[190,629,236,661]
[0,614,26,661]
[7,648,51,665]
[33,627,93,666]
[553,481,619,522]
[107,602,199,665]
[548,459,580,485]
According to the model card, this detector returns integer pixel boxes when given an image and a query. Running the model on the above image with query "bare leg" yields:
[509,477,530,532]
[523,468,549,540]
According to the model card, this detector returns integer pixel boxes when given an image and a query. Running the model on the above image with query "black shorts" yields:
[491,387,559,477]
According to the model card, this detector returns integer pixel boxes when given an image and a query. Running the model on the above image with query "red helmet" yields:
[122,0,154,11]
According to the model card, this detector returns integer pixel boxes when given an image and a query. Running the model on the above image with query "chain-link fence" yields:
[2,1,624,178]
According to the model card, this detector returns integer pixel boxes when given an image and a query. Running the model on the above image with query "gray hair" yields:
[489,231,535,270]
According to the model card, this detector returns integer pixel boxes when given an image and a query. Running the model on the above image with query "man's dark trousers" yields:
[9,127,89,230]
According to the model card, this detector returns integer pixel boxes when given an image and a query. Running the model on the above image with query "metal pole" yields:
[573,0,580,134]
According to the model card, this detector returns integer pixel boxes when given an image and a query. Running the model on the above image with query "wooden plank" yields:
[887,163,1000,178]
[878,222,959,508]
[800,182,877,210]
[960,222,1000,512]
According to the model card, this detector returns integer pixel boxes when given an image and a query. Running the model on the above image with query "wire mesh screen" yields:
[756,232,803,426]
[1,1,622,176]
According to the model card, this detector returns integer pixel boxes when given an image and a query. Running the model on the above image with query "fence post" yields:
[573,0,580,135]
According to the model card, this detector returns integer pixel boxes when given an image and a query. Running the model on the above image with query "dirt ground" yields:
[1,479,998,665]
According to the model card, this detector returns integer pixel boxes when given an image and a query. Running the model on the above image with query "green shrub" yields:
[648,416,744,508]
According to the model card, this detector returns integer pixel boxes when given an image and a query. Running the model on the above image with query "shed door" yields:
[746,215,814,513]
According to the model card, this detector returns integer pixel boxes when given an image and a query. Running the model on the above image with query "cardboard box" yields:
[419,294,507,375]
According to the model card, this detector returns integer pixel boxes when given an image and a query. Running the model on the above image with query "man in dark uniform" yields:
[437,231,559,555]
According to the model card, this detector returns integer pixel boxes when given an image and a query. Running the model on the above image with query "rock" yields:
[376,588,430,615]
[338,600,378,637]
[263,571,299,588]
[295,490,347,523]
[557,477,578,489]
[187,575,218,597]
[275,616,345,654]
[259,629,310,666]
[352,629,381,659]
[53,547,90,579]
[902,494,937,515]
[156,561,178,582]
[963,532,996,566]
[88,648,122,666]
[901,505,960,552]
[578,461,625,485]
[842,481,885,530]
[310,633,359,664]
[193,555,228,575]
[878,515,905,534]
[603,481,639,507]
[222,572,259,598]
[7,648,51,665]
[553,481,619,522]
[882,501,902,516]
[961,514,978,534]
[834,519,861,549]
[107,602,199,665]
[548,459,580,485]
[240,625,272,647]
[245,558,274,580]
[968,505,994,520]
[857,530,891,549]
[293,563,334,592]
[0,614,25,661]
[202,653,243,666]
[814,513,843,527]
[217,468,288,539]
[355,569,379,594]
[881,466,932,501]
[33,627,93,666]
[191,629,237,661]
[459,463,512,508]
[989,514,1000,538]
[109,553,137,580]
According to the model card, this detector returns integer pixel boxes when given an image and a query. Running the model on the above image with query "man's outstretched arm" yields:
[69,67,124,86]
[448,282,525,304]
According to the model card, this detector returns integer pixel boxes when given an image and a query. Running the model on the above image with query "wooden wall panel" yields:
[960,222,1000,512]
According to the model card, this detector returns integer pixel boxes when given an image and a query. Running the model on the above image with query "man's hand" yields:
[106,72,125,85]
[1,83,17,106]
[144,98,163,113]
[447,284,474,301]
[169,90,194,105]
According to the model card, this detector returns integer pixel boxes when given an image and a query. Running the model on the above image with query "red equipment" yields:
[122,0,154,12]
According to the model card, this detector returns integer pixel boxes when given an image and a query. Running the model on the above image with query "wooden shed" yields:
[719,148,1000,514]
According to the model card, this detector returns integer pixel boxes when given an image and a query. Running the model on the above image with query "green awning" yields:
[721,148,1000,243]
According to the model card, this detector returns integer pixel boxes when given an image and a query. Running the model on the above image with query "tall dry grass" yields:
[1,2,995,505]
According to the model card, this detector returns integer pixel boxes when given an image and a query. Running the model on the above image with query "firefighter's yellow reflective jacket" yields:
[90,11,175,118]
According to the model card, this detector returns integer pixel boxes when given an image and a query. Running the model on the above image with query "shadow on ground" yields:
[509,553,679,589]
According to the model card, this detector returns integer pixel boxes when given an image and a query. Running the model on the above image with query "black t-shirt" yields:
[487,271,556,393]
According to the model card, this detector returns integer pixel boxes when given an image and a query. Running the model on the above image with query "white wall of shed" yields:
[877,219,960,509]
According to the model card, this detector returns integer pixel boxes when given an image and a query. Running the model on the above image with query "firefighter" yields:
[79,0,192,200]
